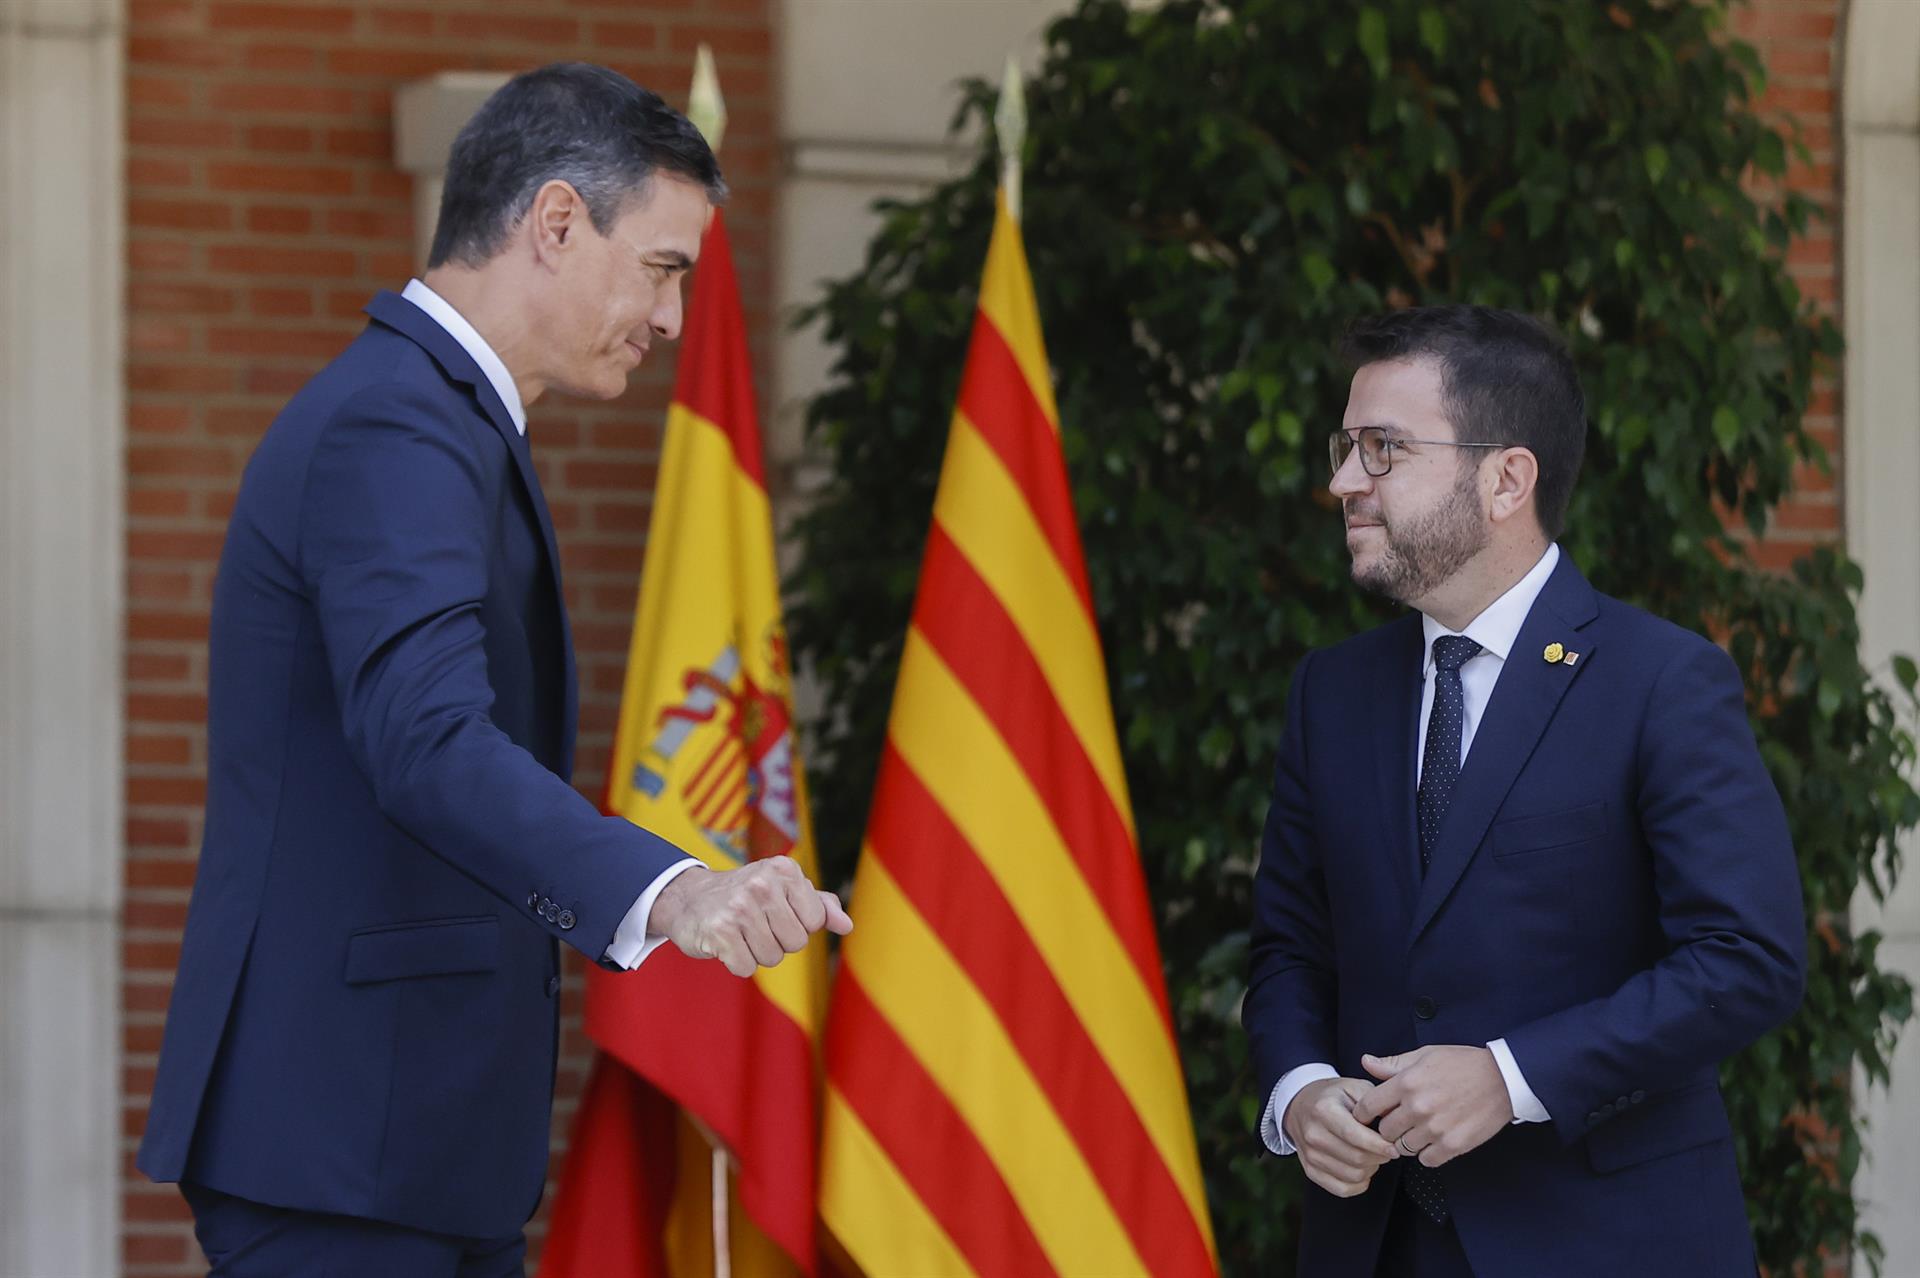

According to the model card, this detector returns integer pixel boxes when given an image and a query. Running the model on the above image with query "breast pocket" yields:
[1491,800,1608,860]
[344,915,500,985]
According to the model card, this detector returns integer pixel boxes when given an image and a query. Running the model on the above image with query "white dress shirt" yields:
[401,279,700,970]
[1260,544,1561,1155]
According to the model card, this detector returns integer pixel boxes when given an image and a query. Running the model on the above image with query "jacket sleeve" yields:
[297,382,693,961]
[1243,651,1340,1111]
[1501,637,1807,1143]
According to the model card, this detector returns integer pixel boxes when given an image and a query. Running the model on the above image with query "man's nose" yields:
[1329,442,1373,499]
[651,279,685,342]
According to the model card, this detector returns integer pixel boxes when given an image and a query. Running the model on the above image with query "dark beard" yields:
[1351,471,1488,605]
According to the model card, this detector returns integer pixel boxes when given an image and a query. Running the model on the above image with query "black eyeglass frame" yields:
[1329,426,1522,478]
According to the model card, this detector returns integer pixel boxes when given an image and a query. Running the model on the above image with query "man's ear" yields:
[527,179,586,269]
[1488,447,1539,528]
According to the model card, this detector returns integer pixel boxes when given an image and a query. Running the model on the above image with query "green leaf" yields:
[1818,679,1843,720]
[1418,7,1447,59]
[1712,406,1741,452]
[1357,7,1390,79]
[1894,654,1918,693]
[1302,252,1337,294]
[1644,143,1670,184]
[1617,413,1650,455]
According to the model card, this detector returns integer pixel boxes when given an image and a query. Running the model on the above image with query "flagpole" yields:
[995,54,1026,222]
[710,1146,732,1278]
[685,43,734,1278]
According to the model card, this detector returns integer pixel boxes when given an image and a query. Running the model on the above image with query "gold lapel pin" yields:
[1544,642,1565,664]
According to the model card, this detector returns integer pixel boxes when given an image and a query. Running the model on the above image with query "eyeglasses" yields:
[1329,426,1520,478]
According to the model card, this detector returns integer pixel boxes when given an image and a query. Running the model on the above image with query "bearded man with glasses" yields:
[1244,305,1805,1278]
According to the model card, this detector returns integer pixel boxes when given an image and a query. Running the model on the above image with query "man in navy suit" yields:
[138,64,850,1275]
[1243,306,1805,1277]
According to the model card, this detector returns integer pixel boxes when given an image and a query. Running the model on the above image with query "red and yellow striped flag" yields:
[818,193,1219,1277]
[542,211,823,1278]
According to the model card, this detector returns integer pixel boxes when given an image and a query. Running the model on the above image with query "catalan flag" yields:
[817,191,1219,1277]
[541,209,823,1278]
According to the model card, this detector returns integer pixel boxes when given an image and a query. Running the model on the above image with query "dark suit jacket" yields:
[1244,551,1805,1277]
[137,292,687,1238]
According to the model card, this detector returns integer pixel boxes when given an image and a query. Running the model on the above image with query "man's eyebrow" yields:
[644,250,695,272]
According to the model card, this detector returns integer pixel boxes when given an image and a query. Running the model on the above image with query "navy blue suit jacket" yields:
[137,293,688,1238]
[1244,552,1805,1277]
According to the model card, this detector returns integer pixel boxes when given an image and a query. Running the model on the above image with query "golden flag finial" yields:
[995,54,1026,221]
[688,42,728,155]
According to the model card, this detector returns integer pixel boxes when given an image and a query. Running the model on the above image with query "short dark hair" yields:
[1338,305,1587,540]
[428,62,727,270]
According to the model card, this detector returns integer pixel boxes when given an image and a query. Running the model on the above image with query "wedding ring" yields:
[1397,1135,1418,1157]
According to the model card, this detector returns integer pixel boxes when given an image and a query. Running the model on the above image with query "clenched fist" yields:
[648,856,852,977]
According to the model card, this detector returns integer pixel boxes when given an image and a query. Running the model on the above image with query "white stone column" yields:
[771,0,1072,489]
[0,0,125,1274]
[394,72,511,269]
[1844,4,1920,1274]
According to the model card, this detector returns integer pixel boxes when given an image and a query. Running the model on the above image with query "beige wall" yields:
[1845,5,1920,1272]
[0,0,124,1273]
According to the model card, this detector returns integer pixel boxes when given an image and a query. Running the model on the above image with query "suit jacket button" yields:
[1587,1110,1601,1124]
[1631,1090,1646,1104]
[528,891,540,910]
[1413,996,1437,1020]
[543,902,559,923]
[557,909,576,931]
[546,974,562,998]
[1616,1095,1631,1109]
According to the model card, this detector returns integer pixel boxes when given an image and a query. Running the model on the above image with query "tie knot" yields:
[1432,635,1482,673]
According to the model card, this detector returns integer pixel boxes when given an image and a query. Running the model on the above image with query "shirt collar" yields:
[400,278,526,435]
[1421,543,1561,672]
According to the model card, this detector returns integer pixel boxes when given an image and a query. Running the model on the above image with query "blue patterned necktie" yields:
[1418,635,1482,876]
[1404,633,1481,1225]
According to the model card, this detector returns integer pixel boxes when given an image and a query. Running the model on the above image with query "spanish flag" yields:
[817,192,1219,1276]
[541,211,822,1278]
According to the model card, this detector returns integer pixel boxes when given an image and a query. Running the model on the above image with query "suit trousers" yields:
[1374,1181,1476,1278]
[183,1183,526,1278]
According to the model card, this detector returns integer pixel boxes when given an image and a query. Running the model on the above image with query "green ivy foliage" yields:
[785,1,1918,1271]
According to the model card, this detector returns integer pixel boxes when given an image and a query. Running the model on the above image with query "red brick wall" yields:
[120,1,774,1272]
[1731,0,1845,569]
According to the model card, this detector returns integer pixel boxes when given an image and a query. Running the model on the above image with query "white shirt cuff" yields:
[602,859,704,970]
[1487,1037,1550,1123]
[1260,1062,1340,1155]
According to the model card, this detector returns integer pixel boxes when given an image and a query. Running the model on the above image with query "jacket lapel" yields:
[1405,553,1600,946]
[496,408,580,776]
[364,292,580,774]
[1372,615,1425,911]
